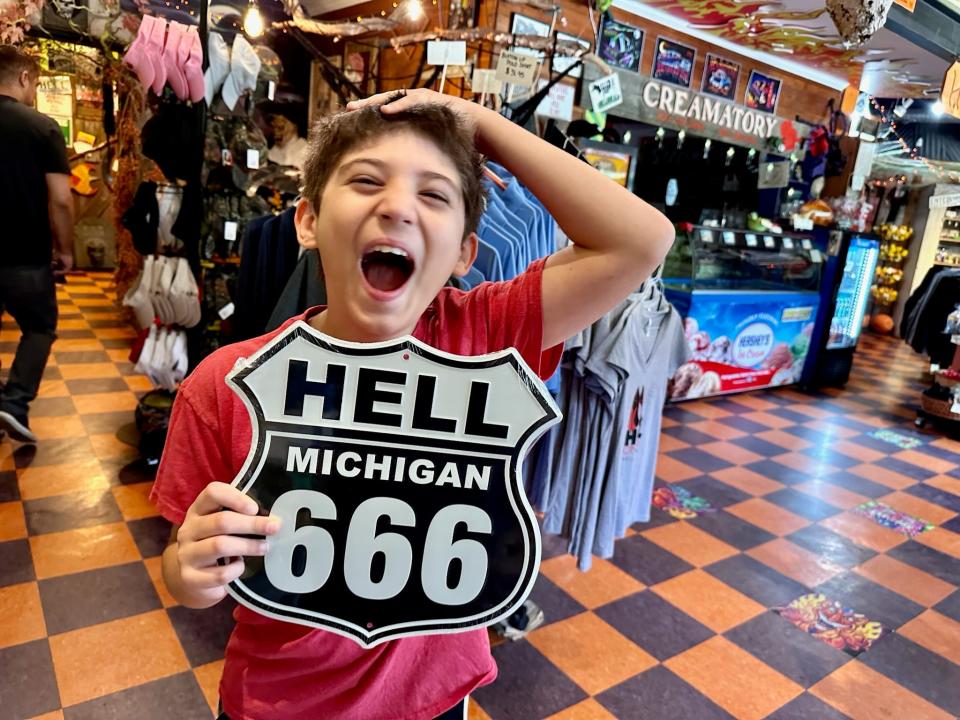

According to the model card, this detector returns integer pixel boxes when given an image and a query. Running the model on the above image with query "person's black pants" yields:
[0,265,58,418]
[216,698,467,720]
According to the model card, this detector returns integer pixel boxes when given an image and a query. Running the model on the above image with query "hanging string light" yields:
[868,96,960,183]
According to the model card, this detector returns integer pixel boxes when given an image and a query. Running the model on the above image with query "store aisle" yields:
[2,278,960,720]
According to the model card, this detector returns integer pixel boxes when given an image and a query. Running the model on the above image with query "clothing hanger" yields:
[482,165,507,191]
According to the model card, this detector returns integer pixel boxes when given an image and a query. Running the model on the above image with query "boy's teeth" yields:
[371,245,408,258]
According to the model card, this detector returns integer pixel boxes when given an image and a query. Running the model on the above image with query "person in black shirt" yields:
[0,45,74,443]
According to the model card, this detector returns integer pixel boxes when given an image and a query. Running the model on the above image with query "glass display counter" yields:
[664,224,823,400]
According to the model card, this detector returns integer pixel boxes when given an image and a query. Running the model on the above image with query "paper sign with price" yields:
[427,41,467,66]
[535,80,575,122]
[495,51,538,87]
[224,323,560,647]
[588,73,623,113]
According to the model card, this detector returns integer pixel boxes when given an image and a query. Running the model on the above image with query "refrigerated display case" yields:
[801,229,881,388]
[663,224,823,400]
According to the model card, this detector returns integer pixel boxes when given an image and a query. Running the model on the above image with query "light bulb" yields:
[406,0,423,21]
[244,2,264,37]
[932,100,944,116]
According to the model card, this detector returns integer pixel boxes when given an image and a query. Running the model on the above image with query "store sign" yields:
[224,323,560,647]
[668,291,820,400]
[588,73,624,113]
[536,80,575,121]
[930,193,960,209]
[582,65,791,149]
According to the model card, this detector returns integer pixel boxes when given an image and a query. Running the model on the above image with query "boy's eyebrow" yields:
[338,157,459,190]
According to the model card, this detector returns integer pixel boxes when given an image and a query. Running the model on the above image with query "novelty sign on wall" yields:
[224,323,560,647]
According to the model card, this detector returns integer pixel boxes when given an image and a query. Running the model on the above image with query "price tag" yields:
[427,41,467,66]
[224,221,238,241]
[221,148,233,166]
[699,230,715,244]
[782,237,795,250]
[535,80,575,122]
[495,51,538,87]
[247,148,260,170]
[801,239,813,250]
[745,234,758,247]
[792,215,814,231]
[218,302,235,320]
[588,73,624,113]
[268,80,276,100]
[763,236,776,249]
[722,231,736,246]
[471,68,502,95]
[810,249,823,263]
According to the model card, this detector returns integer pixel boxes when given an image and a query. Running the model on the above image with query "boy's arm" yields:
[349,90,675,350]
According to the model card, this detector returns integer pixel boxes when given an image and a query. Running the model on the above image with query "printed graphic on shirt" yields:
[624,388,643,452]
[224,322,560,647]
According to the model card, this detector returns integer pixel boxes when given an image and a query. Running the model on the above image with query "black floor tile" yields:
[859,633,960,716]
[888,541,960,585]
[0,538,35,587]
[39,562,161,634]
[933,589,960,624]
[597,665,734,720]
[705,555,808,608]
[166,598,237,666]
[724,612,850,688]
[472,641,587,720]
[819,471,891,499]
[0,469,19,502]
[765,488,843,522]
[662,425,719,446]
[722,415,772,435]
[666,448,733,474]
[56,329,97,339]
[786,525,876,569]
[688,509,777,551]
[662,407,708,424]
[0,639,61,718]
[744,460,811,486]
[595,590,713,661]
[529,575,585,627]
[127,516,172,558]
[880,458,937,481]
[24,488,122,535]
[610,535,693,586]
[732,436,790,458]
[54,350,111,364]
[62,672,211,720]
[906,483,960,514]
[80,411,136,435]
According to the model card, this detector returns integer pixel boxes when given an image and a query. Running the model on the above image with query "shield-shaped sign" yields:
[224,321,560,647]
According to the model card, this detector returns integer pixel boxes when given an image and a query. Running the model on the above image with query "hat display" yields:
[222,35,262,110]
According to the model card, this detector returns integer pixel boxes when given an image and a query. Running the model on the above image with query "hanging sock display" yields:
[163,20,190,100]
[183,26,206,103]
[148,15,169,95]
[122,14,157,89]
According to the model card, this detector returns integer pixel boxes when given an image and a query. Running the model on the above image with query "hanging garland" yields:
[869,96,960,184]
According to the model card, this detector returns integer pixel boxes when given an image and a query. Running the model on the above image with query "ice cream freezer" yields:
[662,225,822,401]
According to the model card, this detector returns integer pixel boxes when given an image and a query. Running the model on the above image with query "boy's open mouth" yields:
[361,245,415,293]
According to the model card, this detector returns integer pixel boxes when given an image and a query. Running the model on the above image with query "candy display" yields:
[668,292,820,400]
[870,285,898,305]
[874,266,903,286]
[876,224,913,244]
[879,243,908,262]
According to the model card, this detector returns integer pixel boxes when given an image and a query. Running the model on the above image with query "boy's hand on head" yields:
[346,88,483,138]
[175,482,281,605]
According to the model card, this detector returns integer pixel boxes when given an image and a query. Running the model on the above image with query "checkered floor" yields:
[2,274,960,720]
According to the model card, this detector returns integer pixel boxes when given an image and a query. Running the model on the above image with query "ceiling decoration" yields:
[631,0,950,97]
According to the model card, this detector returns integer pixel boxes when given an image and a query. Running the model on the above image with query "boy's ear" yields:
[294,198,319,250]
[452,232,479,278]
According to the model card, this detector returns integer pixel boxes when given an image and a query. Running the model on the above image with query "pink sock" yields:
[122,15,155,89]
[182,26,205,103]
[162,21,189,100]
[149,17,168,95]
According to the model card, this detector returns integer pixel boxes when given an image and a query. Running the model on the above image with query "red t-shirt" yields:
[150,258,562,720]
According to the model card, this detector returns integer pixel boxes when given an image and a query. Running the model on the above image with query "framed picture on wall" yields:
[309,56,343,127]
[597,16,644,72]
[553,31,590,79]
[510,12,550,58]
[745,70,782,113]
[652,37,696,88]
[701,54,740,100]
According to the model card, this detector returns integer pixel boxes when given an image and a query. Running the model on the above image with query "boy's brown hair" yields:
[302,103,485,241]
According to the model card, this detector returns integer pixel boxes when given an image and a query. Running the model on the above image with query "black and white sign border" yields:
[223,321,560,646]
